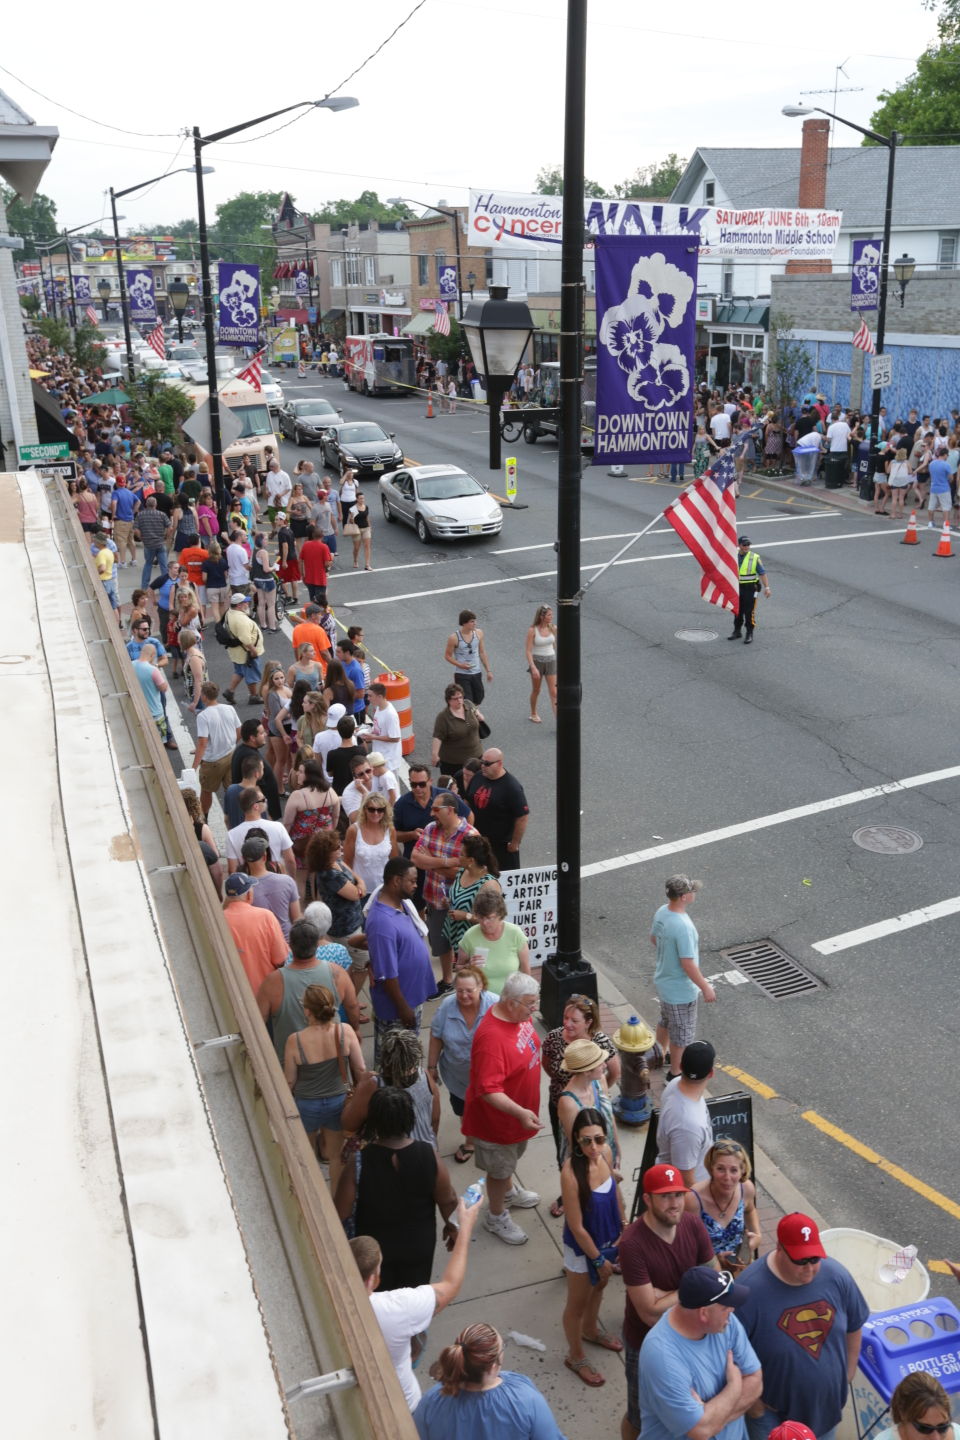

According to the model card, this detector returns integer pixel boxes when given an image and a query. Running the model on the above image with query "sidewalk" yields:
[740,466,876,518]
[406,961,817,1436]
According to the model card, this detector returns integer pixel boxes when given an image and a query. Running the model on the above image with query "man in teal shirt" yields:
[650,874,715,1079]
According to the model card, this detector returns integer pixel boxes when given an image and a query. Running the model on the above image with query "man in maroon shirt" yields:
[298,524,333,605]
[619,1163,717,1440]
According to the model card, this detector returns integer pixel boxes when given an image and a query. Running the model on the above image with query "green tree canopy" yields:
[426,317,463,370]
[126,373,195,446]
[2,186,58,259]
[534,166,606,197]
[213,190,283,259]
[867,42,960,143]
[613,153,687,198]
[311,190,411,228]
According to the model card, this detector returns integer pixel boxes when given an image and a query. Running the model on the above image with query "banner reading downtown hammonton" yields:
[468,189,843,260]
[850,237,881,311]
[125,269,157,322]
[592,235,697,467]
[217,262,261,347]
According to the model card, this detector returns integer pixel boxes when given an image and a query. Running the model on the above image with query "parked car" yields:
[320,420,403,477]
[169,344,207,383]
[278,396,342,444]
[379,465,503,544]
[258,369,285,412]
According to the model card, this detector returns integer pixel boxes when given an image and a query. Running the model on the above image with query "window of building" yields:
[331,258,343,288]
[721,266,733,299]
[712,332,729,345]
[434,249,446,280]
[704,179,715,204]
[485,258,494,284]
[731,332,743,347]
[418,254,429,285]
[364,255,377,285]
[938,233,957,270]
[586,266,595,292]
[346,251,361,286]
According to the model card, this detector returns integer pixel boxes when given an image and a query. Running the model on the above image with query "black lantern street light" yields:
[460,285,534,472]
[893,253,916,306]
[783,103,901,501]
[168,277,190,342]
[193,96,358,522]
[97,277,112,322]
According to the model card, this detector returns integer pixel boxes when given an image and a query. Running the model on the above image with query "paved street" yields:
[167,368,959,1293]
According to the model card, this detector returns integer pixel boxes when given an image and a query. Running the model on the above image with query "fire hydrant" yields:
[612,1015,657,1126]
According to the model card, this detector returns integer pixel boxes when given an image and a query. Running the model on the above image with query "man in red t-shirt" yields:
[619,1163,717,1440]
[299,525,333,605]
[462,971,542,1246]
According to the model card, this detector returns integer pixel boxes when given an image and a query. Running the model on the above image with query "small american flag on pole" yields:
[237,348,265,391]
[85,305,99,326]
[662,449,740,612]
[433,300,451,337]
[853,318,876,354]
[147,321,166,359]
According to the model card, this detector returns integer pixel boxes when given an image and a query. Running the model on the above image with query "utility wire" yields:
[0,62,179,137]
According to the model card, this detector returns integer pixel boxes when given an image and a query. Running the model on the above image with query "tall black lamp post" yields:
[193,96,357,521]
[783,104,900,500]
[460,286,534,471]
[168,277,190,343]
[97,278,112,323]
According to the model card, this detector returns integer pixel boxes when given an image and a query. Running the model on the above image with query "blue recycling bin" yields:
[859,1298,960,1403]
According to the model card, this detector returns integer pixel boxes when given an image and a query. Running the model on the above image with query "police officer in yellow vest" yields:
[729,534,771,644]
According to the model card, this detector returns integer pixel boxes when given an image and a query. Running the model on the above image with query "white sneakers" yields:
[484,1209,529,1245]
[504,1185,540,1209]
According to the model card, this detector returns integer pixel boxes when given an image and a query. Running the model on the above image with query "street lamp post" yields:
[111,167,207,386]
[783,104,900,500]
[387,198,466,321]
[193,96,357,521]
[97,278,112,323]
[62,231,77,326]
[460,286,534,472]
[168,277,190,343]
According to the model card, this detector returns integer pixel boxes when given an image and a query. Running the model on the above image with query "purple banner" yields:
[125,267,157,321]
[851,238,881,312]
[294,269,309,294]
[592,234,698,466]
[438,263,458,303]
[218,262,260,346]
[74,274,92,301]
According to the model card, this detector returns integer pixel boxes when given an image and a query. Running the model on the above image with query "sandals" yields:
[565,1356,605,1387]
[550,1196,564,1218]
[583,1330,623,1353]
[454,1143,474,1164]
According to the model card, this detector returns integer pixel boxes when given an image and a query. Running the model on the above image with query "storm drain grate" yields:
[719,941,821,1000]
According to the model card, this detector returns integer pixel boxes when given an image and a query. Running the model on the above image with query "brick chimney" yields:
[787,117,832,275]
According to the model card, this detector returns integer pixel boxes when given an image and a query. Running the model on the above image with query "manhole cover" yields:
[853,825,923,855]
[720,941,821,1000]
[675,629,718,643]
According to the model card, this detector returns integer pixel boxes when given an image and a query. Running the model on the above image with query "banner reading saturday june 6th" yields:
[592,235,698,467]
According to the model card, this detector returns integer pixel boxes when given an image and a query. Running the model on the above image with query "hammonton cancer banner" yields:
[469,189,843,260]
[592,235,698,466]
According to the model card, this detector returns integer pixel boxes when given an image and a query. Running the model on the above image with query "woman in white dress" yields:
[342,792,398,898]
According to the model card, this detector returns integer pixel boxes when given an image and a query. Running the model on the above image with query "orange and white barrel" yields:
[376,671,415,755]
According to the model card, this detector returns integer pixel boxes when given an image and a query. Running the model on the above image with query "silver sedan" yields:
[379,465,503,544]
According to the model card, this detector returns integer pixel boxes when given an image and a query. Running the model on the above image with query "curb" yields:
[742,469,872,520]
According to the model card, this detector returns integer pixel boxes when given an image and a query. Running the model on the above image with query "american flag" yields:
[853,319,876,354]
[147,321,166,359]
[662,449,740,612]
[85,305,99,326]
[433,300,451,337]
[237,348,265,391]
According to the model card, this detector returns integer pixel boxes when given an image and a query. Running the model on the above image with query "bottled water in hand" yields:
[463,1177,486,1209]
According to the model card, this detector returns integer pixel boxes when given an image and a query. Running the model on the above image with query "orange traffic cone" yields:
[425,389,434,419]
[901,510,920,545]
[933,521,954,558]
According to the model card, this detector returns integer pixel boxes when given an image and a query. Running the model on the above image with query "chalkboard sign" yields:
[629,1090,755,1222]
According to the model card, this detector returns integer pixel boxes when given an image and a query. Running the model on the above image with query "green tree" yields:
[768,311,813,413]
[1,185,58,259]
[70,323,106,373]
[312,190,411,228]
[613,153,687,198]
[126,373,195,446]
[867,42,960,143]
[533,165,607,197]
[35,315,73,351]
[426,318,464,370]
[19,291,40,316]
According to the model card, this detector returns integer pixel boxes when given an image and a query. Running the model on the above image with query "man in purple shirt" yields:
[365,858,435,1063]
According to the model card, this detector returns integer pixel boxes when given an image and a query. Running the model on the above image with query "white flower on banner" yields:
[599,251,694,410]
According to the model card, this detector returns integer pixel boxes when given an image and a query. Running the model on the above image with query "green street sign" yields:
[19,442,70,463]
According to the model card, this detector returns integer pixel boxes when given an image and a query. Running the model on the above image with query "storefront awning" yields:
[402,312,436,336]
[32,381,79,450]
[320,308,344,325]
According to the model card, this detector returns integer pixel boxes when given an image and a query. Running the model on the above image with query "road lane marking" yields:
[718,1064,779,1101]
[341,526,894,608]
[580,763,960,878]
[801,1110,960,1222]
[812,895,960,954]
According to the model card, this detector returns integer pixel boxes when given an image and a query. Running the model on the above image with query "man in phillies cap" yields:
[619,1164,717,1440]
[737,1213,869,1440]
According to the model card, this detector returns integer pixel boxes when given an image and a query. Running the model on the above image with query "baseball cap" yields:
[326,702,346,729]
[224,872,255,896]
[770,1424,817,1440]
[304,603,321,615]
[778,1212,826,1262]
[678,1265,750,1310]
[737,534,750,545]
[665,874,701,899]
[679,1040,716,1080]
[230,592,250,606]
[643,1163,688,1195]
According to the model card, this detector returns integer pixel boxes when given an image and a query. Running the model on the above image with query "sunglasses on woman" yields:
[912,1424,951,1435]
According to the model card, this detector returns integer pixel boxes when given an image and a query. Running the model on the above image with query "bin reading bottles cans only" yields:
[860,1298,960,1403]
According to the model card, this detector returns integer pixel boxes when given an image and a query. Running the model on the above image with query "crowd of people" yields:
[31,328,960,1440]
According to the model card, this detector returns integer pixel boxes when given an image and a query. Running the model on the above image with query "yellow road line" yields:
[718,1063,779,1101]
[801,1110,960,1222]
[747,488,763,498]
[929,1261,954,1274]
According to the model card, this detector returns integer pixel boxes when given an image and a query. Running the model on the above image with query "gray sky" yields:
[4,0,940,232]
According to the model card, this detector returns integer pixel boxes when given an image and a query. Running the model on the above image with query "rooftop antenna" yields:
[800,60,864,165]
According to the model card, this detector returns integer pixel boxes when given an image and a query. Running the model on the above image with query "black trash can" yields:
[824,453,849,489]
[538,955,598,1031]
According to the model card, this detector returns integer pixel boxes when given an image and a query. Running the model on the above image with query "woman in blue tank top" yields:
[560,1108,625,1388]
[685,1137,761,1273]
